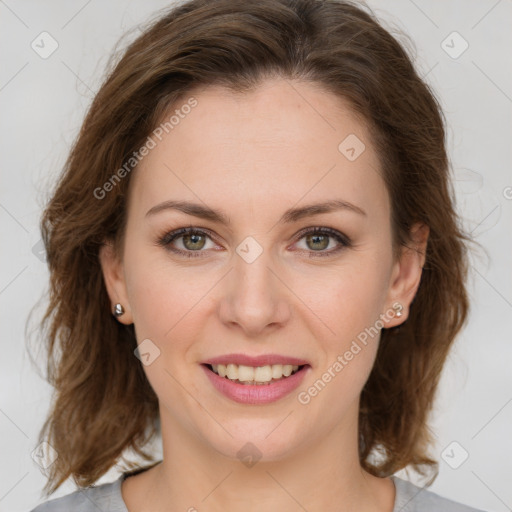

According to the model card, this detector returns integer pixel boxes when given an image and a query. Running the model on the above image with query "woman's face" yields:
[101,77,426,462]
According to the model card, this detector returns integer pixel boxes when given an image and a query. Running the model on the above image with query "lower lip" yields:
[201,364,310,405]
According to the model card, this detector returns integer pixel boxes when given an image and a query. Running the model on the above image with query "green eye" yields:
[294,227,350,257]
[157,226,351,259]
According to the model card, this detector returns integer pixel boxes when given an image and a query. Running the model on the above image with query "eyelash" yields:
[156,226,351,259]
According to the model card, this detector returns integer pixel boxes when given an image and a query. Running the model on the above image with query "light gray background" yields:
[1,1,511,511]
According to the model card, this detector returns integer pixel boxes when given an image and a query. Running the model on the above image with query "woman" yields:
[30,0,485,510]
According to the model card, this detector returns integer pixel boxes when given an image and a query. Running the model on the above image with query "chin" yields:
[197,417,307,464]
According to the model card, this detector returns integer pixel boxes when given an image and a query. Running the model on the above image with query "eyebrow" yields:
[145,199,366,224]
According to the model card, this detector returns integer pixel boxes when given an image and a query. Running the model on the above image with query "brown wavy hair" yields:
[29,0,472,496]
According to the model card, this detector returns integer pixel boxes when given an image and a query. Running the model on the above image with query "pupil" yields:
[185,233,204,250]
[308,234,328,250]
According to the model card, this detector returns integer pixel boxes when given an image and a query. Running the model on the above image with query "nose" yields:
[218,244,292,338]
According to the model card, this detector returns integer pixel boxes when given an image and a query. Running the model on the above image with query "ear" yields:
[98,240,134,325]
[384,222,429,328]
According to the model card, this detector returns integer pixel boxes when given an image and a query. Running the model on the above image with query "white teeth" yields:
[271,364,283,379]
[210,363,300,383]
[238,365,255,382]
[254,365,272,382]
[282,365,293,377]
[226,363,238,380]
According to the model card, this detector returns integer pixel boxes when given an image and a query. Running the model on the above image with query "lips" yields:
[200,354,311,405]
[202,353,310,367]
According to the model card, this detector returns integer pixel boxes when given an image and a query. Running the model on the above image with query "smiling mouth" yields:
[203,363,306,385]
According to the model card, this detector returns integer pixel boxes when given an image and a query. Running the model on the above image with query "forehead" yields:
[128,78,387,221]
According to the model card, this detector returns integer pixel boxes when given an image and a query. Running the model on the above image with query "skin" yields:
[100,77,428,512]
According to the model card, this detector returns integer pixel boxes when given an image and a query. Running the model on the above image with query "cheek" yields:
[297,255,391,342]
[126,258,206,341]
[122,238,176,327]
[122,249,211,403]
[294,268,386,420]
[294,254,390,401]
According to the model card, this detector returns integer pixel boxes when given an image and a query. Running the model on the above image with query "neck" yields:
[140,405,396,512]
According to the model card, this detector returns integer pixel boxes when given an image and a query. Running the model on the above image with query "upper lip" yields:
[202,353,310,367]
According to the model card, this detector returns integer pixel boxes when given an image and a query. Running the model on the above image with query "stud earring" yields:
[392,302,403,318]
[113,303,125,317]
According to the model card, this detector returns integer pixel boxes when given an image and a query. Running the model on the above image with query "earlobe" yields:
[385,222,429,328]
[98,241,134,324]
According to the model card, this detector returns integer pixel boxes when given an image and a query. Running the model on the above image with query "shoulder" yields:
[392,476,488,512]
[29,475,127,512]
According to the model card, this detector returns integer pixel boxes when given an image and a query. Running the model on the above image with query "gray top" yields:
[30,473,487,512]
